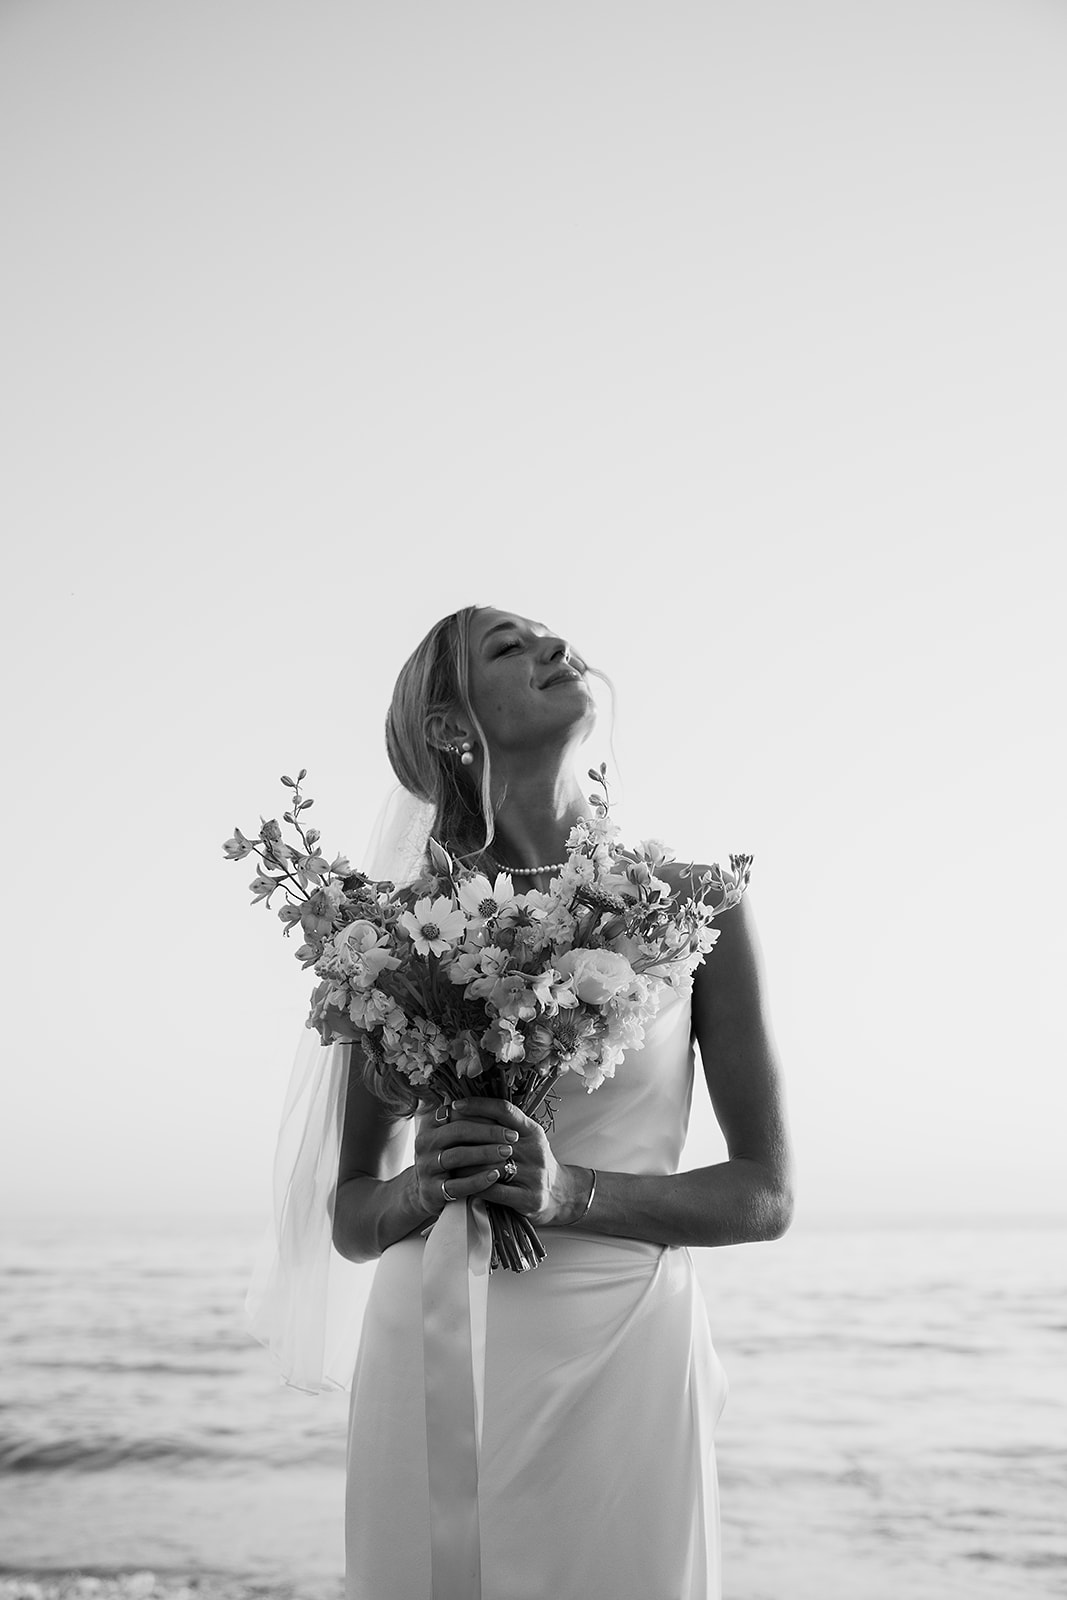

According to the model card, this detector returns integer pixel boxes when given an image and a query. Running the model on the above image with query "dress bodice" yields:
[546,989,696,1176]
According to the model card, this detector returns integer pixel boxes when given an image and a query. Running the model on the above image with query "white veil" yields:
[244,785,435,1393]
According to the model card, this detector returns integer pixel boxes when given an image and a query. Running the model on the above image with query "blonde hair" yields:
[385,605,498,868]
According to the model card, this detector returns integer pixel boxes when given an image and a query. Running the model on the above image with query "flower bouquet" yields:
[224,765,751,1271]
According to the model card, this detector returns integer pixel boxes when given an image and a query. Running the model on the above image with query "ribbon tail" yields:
[422,1196,493,1600]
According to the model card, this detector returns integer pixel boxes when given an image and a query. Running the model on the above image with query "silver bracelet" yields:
[570,1167,596,1225]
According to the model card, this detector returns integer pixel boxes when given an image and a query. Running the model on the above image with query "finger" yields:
[430,1117,522,1148]
[414,1124,515,1167]
[441,1168,502,1199]
[451,1098,534,1132]
[480,1177,531,1212]
[438,1140,515,1173]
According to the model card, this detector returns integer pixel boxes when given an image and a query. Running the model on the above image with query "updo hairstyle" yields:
[385,605,497,868]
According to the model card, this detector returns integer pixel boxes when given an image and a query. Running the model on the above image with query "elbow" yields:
[745,1160,794,1242]
[761,1174,795,1241]
[332,1221,377,1265]
[763,1189,794,1240]
[331,1186,379,1264]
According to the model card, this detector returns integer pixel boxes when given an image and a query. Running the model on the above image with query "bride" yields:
[259,604,793,1600]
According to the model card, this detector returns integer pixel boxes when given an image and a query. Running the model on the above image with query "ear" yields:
[425,711,471,752]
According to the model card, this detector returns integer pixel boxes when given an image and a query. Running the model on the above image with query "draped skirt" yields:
[345,1228,728,1600]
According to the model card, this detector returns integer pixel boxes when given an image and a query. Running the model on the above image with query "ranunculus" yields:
[554,947,636,1006]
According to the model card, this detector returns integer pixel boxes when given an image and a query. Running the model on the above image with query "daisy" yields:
[397,894,467,957]
[457,871,517,927]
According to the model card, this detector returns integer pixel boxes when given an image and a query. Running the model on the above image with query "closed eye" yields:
[495,640,522,655]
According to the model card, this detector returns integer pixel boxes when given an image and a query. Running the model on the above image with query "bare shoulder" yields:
[657,856,747,919]
[681,875,792,1199]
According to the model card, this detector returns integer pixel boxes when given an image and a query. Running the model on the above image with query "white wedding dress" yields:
[343,984,729,1600]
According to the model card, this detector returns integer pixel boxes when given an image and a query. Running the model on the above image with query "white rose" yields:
[555,947,636,1006]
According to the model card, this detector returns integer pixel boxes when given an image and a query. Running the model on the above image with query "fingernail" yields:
[505,1128,519,1142]
[487,1169,500,1181]
[498,1144,513,1158]
[452,1099,467,1111]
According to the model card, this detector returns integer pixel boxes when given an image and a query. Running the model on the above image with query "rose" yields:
[330,919,399,986]
[554,947,636,1005]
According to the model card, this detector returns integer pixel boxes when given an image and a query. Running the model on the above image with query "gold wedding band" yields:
[433,1103,451,1125]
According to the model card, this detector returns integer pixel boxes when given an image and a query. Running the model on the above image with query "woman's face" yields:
[465,607,595,756]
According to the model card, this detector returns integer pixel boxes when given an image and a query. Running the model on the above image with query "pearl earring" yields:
[460,740,474,767]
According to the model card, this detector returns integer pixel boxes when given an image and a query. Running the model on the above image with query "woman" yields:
[331,603,792,1599]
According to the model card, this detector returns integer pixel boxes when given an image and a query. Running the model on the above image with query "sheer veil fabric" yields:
[244,786,434,1393]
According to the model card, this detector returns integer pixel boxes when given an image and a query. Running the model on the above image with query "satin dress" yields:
[344,987,729,1600]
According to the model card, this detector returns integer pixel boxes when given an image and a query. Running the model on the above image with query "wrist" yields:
[378,1166,434,1253]
[558,1164,596,1226]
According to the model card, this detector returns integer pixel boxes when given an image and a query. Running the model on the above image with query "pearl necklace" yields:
[486,852,567,877]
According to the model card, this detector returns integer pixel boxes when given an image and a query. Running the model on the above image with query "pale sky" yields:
[1,0,1064,1225]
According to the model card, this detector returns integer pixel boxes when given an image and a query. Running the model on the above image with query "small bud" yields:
[297,768,307,781]
[280,775,295,788]
[298,797,314,811]
[283,811,294,824]
[427,837,454,876]
[305,827,320,845]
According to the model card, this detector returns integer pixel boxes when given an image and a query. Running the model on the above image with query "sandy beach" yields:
[0,1578,343,1600]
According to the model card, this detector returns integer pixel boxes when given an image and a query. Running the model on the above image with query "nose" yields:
[542,636,585,677]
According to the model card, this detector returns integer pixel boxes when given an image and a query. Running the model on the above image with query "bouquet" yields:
[224,765,751,1271]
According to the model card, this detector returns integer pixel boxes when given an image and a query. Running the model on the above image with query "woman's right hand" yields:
[412,1103,521,1216]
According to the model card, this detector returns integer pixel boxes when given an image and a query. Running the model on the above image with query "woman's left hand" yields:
[449,1097,588,1226]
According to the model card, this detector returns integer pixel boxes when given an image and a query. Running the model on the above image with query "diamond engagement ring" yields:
[498,1160,518,1185]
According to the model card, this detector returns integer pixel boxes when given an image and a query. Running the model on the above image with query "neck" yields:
[488,756,589,871]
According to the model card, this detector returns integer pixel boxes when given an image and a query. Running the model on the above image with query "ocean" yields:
[1,1217,1064,1599]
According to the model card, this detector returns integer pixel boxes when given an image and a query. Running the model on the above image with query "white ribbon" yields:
[421,1196,493,1600]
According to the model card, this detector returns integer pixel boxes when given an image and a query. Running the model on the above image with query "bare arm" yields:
[463,889,795,1248]
[332,1041,520,1263]
[331,1060,428,1263]
[581,891,794,1246]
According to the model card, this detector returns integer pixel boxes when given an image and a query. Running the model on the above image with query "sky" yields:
[1,0,1064,1225]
